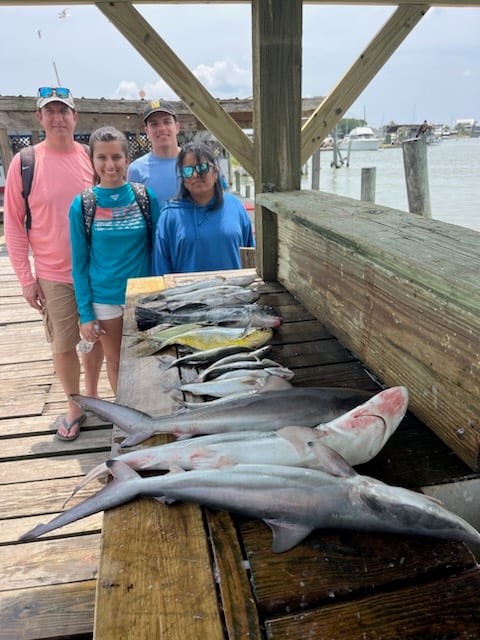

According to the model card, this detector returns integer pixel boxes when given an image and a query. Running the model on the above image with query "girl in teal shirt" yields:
[70,126,160,393]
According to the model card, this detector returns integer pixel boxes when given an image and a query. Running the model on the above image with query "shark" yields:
[20,460,480,553]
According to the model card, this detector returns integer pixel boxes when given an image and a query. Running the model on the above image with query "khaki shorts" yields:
[38,279,80,353]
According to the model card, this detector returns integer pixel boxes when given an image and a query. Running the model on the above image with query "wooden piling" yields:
[402,137,431,217]
[311,148,321,190]
[361,167,376,202]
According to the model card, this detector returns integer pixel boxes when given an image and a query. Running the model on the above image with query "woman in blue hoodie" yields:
[153,142,254,275]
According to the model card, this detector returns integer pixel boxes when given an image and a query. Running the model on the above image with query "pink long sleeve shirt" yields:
[4,141,93,287]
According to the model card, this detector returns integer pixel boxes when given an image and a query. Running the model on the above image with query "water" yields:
[239,138,480,232]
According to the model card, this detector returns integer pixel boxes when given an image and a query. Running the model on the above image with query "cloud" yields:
[193,58,252,98]
[113,58,252,103]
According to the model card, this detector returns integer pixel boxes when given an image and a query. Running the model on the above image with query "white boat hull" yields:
[338,126,380,151]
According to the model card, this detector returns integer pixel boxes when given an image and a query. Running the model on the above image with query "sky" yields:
[0,3,479,129]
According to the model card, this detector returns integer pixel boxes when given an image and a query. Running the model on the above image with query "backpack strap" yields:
[80,183,152,248]
[80,187,97,242]
[130,182,152,250]
[20,146,36,233]
[20,142,89,235]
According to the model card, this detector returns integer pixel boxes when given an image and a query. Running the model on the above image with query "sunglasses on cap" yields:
[181,162,214,179]
[37,87,71,99]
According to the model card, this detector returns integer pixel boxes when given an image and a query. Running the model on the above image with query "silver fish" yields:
[138,274,257,304]
[177,367,294,398]
[158,345,259,370]
[165,289,259,311]
[135,303,283,332]
[66,386,408,501]
[142,285,259,312]
[197,345,273,378]
[71,386,375,447]
[21,461,480,552]
[198,357,285,381]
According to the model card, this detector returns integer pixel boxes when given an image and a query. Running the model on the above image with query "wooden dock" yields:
[1,237,480,638]
[0,235,112,640]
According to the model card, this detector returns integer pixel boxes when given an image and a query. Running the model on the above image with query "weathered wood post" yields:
[311,148,321,190]
[361,167,376,202]
[402,137,431,217]
[234,169,241,194]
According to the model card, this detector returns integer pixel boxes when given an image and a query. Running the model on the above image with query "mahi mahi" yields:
[71,386,375,447]
[145,326,273,353]
[20,460,480,552]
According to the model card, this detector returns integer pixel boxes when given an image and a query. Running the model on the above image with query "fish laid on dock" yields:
[71,386,375,447]
[158,345,269,370]
[20,460,480,552]
[135,303,283,331]
[144,325,274,353]
[139,285,260,312]
[138,274,258,304]
[67,387,408,500]
[176,366,294,398]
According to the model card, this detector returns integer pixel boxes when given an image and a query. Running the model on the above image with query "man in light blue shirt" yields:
[127,99,180,206]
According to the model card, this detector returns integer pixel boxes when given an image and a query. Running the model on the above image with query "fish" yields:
[66,430,355,503]
[196,345,273,377]
[175,367,294,398]
[20,461,480,553]
[313,384,409,465]
[145,326,273,353]
[66,386,408,501]
[71,386,375,447]
[165,289,260,311]
[198,357,285,381]
[158,345,265,370]
[140,285,259,312]
[138,274,257,304]
[135,303,283,331]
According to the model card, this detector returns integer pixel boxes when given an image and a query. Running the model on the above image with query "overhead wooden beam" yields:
[301,3,429,163]
[252,0,303,281]
[0,1,479,7]
[96,1,254,175]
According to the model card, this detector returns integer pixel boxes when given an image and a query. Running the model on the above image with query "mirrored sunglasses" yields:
[38,87,71,99]
[181,162,213,179]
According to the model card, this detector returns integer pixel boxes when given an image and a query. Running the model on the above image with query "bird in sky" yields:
[58,9,71,19]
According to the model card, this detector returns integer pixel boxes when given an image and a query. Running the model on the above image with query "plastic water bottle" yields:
[77,323,100,353]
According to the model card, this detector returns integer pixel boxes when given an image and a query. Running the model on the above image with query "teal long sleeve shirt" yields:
[69,182,160,324]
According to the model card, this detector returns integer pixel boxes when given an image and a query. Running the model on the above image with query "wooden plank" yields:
[258,190,480,469]
[0,581,95,640]
[206,510,263,640]
[240,521,477,616]
[0,534,101,591]
[0,429,111,461]
[265,570,480,640]
[0,512,102,544]
[0,451,108,484]
[94,274,227,640]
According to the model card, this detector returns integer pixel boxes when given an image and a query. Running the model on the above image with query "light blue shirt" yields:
[127,153,179,207]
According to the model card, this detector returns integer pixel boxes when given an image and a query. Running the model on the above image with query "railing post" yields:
[361,167,376,202]
[402,137,431,217]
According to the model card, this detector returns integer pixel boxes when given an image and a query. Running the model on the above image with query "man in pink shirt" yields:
[4,87,103,441]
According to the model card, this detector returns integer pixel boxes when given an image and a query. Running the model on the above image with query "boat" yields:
[338,126,380,151]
